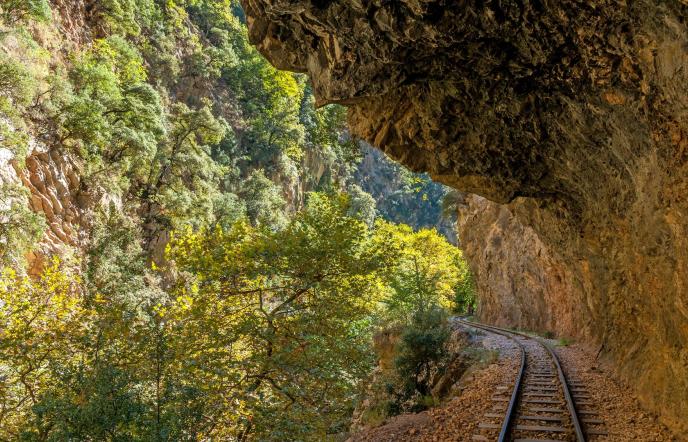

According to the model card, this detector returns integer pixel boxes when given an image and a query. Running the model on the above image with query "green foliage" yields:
[0,260,87,439]
[0,1,478,439]
[394,307,450,400]
[164,192,388,439]
[0,52,35,106]
[90,0,155,36]
[454,266,477,314]
[142,100,227,232]
[0,0,50,25]
[238,169,287,228]
[84,207,153,305]
[360,224,470,417]
[211,190,247,229]
[0,53,36,158]
[373,223,462,320]
[26,365,145,441]
[300,86,360,175]
[0,184,44,267]
[354,145,455,242]
[346,184,377,227]
[55,36,165,191]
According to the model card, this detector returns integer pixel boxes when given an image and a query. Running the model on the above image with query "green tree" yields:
[454,265,476,315]
[394,307,450,400]
[139,100,227,238]
[0,53,36,158]
[238,169,287,228]
[374,223,462,321]
[0,260,88,440]
[166,192,392,440]
[52,37,165,192]
[0,184,44,267]
[0,1,475,439]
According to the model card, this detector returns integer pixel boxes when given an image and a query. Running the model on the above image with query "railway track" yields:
[457,319,609,442]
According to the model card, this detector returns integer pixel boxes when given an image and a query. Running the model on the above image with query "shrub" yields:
[0,54,35,106]
[0,54,36,158]
[394,306,450,399]
[454,268,476,314]
[0,0,50,25]
[0,184,45,266]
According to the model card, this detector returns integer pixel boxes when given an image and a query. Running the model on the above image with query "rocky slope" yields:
[354,144,456,243]
[241,0,688,433]
[0,1,365,274]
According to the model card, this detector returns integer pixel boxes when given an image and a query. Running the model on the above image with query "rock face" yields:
[0,135,88,275]
[16,146,90,274]
[454,193,584,340]
[241,0,688,433]
[354,144,456,243]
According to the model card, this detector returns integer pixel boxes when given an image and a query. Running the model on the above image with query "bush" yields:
[394,306,450,399]
[0,54,35,106]
[0,0,50,25]
[454,269,476,314]
[0,184,45,266]
[0,54,36,158]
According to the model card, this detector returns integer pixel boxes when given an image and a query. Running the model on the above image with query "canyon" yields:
[241,0,688,433]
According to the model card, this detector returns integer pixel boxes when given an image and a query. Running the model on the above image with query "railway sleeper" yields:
[514,439,566,442]
[514,424,568,432]
[522,399,563,404]
[517,415,564,422]
[527,407,565,413]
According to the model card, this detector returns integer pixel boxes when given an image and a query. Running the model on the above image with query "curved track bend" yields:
[457,319,608,442]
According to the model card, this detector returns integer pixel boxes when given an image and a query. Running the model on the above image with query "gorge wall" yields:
[241,0,688,433]
[354,143,456,243]
[453,193,584,341]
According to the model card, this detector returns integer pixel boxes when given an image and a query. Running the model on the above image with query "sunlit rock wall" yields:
[242,0,688,432]
[454,194,584,340]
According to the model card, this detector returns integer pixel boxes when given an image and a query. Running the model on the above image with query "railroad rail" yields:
[457,319,608,442]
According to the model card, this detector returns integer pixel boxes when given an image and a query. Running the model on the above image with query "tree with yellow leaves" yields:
[0,259,88,439]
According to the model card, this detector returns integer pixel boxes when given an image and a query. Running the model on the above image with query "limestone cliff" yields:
[18,147,89,272]
[1,1,358,274]
[454,193,583,339]
[241,0,688,432]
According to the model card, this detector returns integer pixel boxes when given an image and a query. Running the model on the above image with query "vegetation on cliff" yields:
[0,1,474,439]
[354,145,456,243]
[0,193,471,440]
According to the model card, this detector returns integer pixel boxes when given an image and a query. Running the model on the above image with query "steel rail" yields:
[543,340,586,442]
[458,318,586,442]
[456,319,525,442]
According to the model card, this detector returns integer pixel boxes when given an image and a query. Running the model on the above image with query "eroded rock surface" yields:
[242,0,688,433]
[16,146,90,274]
[454,194,583,340]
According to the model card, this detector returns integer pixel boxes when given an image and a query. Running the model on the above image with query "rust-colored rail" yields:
[457,319,587,442]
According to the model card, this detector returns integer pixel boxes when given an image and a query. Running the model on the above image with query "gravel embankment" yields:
[348,325,519,442]
[349,325,679,441]
[556,344,677,441]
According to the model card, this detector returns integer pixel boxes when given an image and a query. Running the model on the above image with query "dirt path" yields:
[348,323,679,442]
